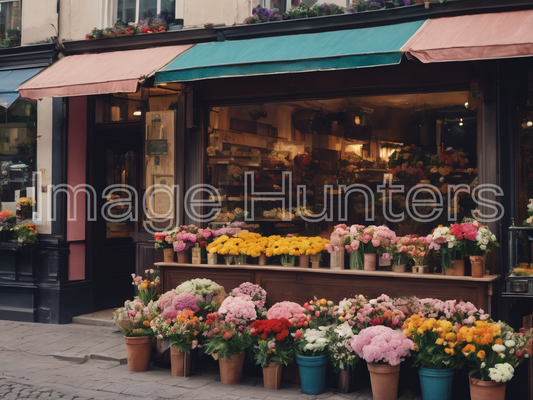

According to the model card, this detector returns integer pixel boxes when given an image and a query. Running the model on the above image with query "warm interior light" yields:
[528,121,533,127]
[133,110,142,116]
[354,116,361,125]
[464,102,469,108]
[459,122,463,126]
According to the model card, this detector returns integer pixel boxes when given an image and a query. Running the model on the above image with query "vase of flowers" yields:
[250,318,293,389]
[154,231,174,261]
[327,226,349,270]
[17,197,35,220]
[403,314,464,400]
[131,269,160,304]
[114,299,159,372]
[355,225,396,271]
[349,325,413,400]
[0,210,16,242]
[293,327,331,395]
[326,322,359,393]
[465,222,499,278]
[204,310,253,384]
[457,320,532,400]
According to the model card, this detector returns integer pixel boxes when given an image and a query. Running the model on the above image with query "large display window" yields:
[205,91,478,236]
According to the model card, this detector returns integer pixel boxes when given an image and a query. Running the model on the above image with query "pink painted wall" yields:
[67,96,87,280]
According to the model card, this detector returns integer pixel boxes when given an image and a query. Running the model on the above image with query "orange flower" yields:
[477,350,485,359]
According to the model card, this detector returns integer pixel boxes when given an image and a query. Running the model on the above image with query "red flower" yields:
[294,330,303,340]
[261,332,268,340]
[200,241,207,247]
[276,334,283,341]
[224,332,232,339]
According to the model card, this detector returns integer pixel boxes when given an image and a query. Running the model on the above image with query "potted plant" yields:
[113,298,159,372]
[463,220,499,278]
[175,278,226,318]
[349,325,413,400]
[302,297,335,329]
[250,318,294,389]
[457,320,532,400]
[390,236,412,272]
[402,314,464,400]
[151,309,203,377]
[154,230,175,262]
[203,311,253,384]
[326,322,359,393]
[0,210,17,242]
[407,235,433,274]
[293,326,332,395]
[171,225,199,263]
[355,225,396,271]
[228,282,267,316]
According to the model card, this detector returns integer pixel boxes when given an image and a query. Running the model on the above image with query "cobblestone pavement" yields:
[0,321,416,400]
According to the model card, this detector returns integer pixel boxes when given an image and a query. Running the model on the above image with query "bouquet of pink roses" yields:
[267,301,306,327]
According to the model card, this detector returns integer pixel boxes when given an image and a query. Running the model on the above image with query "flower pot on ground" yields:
[469,374,506,400]
[219,352,245,384]
[367,362,401,400]
[170,346,192,377]
[124,336,152,372]
[470,256,484,278]
[337,367,357,393]
[262,362,283,389]
[295,354,330,394]
[326,322,359,393]
[418,367,455,400]
[163,248,174,262]
[363,253,376,271]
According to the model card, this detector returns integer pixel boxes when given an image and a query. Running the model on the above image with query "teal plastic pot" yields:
[418,367,454,400]
[295,354,329,395]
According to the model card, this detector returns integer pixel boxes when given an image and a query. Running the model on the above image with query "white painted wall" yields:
[21,0,58,45]
[36,98,54,235]
[183,0,252,27]
[58,0,104,42]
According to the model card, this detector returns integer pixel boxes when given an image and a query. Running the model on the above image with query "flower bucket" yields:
[392,264,406,273]
[281,255,295,267]
[330,248,344,270]
[299,255,310,268]
[470,256,484,278]
[310,254,320,269]
[124,336,151,372]
[207,253,217,265]
[219,353,245,384]
[418,367,454,400]
[350,250,363,270]
[224,255,233,265]
[177,251,188,263]
[338,366,357,393]
[364,253,377,271]
[469,375,506,400]
[163,248,174,263]
[170,346,192,377]
[295,354,329,395]
[235,254,247,265]
[367,362,400,400]
[263,362,283,390]
[258,253,267,266]
[451,259,465,276]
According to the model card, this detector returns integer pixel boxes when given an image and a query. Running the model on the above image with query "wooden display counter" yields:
[155,262,499,313]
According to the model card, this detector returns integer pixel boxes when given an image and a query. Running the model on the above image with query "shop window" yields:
[117,0,175,24]
[0,0,21,48]
[95,94,142,123]
[205,91,478,236]
[0,99,37,217]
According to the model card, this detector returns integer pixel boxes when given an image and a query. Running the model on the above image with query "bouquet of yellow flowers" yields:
[18,197,36,207]
[402,314,463,370]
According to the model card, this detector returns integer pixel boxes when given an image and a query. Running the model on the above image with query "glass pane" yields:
[0,1,21,46]
[139,0,157,20]
[105,149,136,239]
[0,99,37,217]
[117,0,136,24]
[95,94,142,123]
[161,0,175,22]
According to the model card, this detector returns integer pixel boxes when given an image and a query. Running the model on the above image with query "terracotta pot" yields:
[364,253,377,271]
[470,256,484,278]
[367,362,400,400]
[469,375,506,400]
[124,336,152,372]
[219,353,244,384]
[163,248,174,263]
[299,255,310,268]
[452,259,465,276]
[258,253,267,266]
[262,362,283,390]
[170,347,191,377]
[392,264,406,273]
[177,251,188,264]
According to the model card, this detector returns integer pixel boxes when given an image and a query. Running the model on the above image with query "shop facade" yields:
[4,0,533,328]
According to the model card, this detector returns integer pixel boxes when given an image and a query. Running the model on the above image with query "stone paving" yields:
[0,321,417,400]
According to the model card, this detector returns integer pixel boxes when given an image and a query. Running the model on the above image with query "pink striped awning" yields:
[402,10,533,63]
[18,45,192,99]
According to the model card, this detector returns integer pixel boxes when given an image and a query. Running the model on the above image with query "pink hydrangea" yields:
[158,290,177,311]
[230,282,267,309]
[219,295,257,323]
[349,325,413,366]
[172,293,200,312]
[267,301,306,324]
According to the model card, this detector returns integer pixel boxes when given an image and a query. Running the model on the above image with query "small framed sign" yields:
[146,139,168,155]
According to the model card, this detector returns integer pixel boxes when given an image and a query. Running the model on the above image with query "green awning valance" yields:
[155,20,426,83]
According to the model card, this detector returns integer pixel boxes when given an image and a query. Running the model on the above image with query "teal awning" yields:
[0,68,44,108]
[156,20,426,83]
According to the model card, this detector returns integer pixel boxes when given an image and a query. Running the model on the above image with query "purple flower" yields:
[172,293,200,312]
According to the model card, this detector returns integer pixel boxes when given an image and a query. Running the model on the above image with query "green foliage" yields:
[204,328,252,359]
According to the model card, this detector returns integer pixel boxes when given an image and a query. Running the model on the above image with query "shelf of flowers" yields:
[115,276,531,399]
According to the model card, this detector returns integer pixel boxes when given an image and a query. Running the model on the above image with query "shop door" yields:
[88,124,141,311]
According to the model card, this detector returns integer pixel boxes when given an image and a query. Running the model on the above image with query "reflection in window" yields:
[117,0,136,24]
[0,99,37,215]
[0,1,21,47]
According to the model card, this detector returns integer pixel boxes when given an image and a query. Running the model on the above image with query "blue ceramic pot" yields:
[295,354,329,395]
[418,367,455,400]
